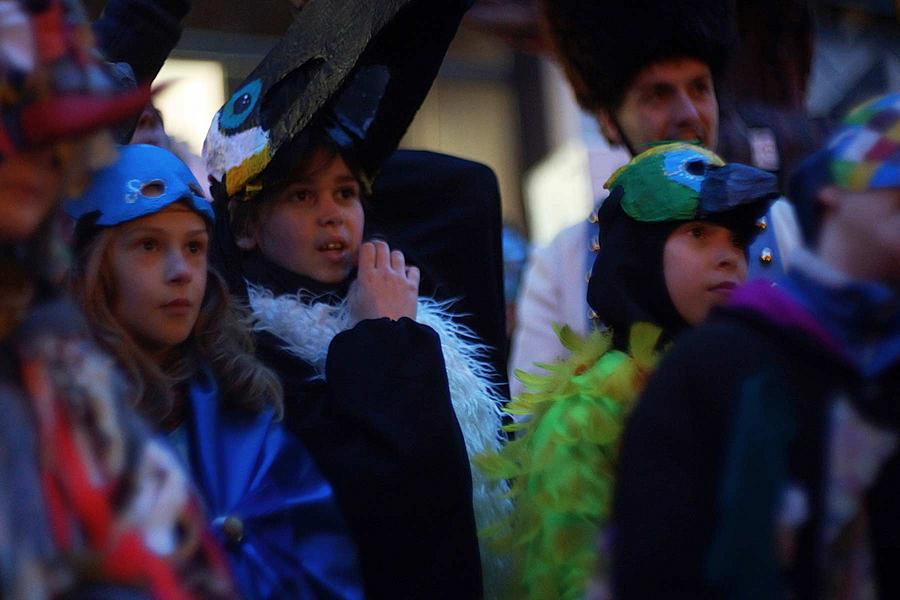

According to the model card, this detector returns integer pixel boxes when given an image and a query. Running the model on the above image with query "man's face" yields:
[598,58,719,153]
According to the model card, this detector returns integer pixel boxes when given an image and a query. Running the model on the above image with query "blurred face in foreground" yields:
[817,185,900,286]
[0,147,64,243]
[663,221,748,325]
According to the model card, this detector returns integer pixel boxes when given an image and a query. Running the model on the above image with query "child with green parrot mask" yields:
[476,142,779,600]
[589,142,781,346]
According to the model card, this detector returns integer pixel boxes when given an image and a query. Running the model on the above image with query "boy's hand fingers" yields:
[372,239,390,269]
[358,241,375,270]
[390,249,406,272]
[406,266,420,290]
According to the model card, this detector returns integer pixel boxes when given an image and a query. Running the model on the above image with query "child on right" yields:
[612,93,900,598]
[477,142,779,600]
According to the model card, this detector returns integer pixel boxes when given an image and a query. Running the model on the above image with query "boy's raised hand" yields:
[349,240,420,322]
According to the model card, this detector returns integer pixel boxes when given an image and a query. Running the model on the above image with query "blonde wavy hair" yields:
[70,224,283,425]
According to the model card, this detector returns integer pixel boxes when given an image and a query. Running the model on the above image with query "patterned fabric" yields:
[827,93,900,191]
[2,300,237,599]
[0,0,148,160]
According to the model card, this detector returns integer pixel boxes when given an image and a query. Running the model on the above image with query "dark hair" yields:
[228,131,368,240]
[541,0,734,112]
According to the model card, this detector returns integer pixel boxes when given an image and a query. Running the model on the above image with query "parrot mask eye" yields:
[685,159,707,176]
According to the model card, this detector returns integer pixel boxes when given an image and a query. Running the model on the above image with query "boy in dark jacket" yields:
[202,1,503,597]
[612,93,900,599]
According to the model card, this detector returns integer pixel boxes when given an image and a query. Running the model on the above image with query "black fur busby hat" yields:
[541,0,735,113]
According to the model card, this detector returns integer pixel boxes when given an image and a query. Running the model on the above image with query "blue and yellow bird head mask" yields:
[203,0,472,202]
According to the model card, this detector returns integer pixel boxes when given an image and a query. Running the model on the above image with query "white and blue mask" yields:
[66,144,214,228]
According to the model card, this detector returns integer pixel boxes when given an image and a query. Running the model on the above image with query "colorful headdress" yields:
[0,0,149,161]
[823,93,900,192]
[541,0,733,111]
[604,142,780,225]
[789,92,900,243]
[65,144,213,244]
[203,0,472,201]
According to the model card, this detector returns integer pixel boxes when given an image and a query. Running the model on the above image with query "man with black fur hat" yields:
[509,0,800,394]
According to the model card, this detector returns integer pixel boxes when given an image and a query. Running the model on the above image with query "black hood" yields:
[587,187,688,348]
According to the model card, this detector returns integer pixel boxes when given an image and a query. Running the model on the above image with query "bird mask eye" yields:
[685,159,707,176]
[220,79,262,131]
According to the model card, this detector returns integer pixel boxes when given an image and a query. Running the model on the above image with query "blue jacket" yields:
[184,369,364,599]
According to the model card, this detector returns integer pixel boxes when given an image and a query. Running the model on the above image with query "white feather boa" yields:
[247,285,512,597]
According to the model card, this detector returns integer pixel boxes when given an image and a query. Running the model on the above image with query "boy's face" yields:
[248,150,364,284]
[663,221,748,325]
[108,204,208,359]
[820,185,900,285]
[598,58,719,154]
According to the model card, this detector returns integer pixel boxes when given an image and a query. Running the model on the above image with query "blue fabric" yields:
[185,370,364,600]
[65,144,213,226]
[782,261,900,378]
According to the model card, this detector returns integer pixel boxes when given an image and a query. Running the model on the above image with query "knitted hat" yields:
[822,92,900,192]
[789,92,900,243]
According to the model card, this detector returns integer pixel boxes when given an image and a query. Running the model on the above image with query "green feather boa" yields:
[476,323,662,600]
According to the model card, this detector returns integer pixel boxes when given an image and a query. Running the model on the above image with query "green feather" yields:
[474,324,663,600]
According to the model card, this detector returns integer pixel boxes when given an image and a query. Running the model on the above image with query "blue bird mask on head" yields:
[65,144,213,233]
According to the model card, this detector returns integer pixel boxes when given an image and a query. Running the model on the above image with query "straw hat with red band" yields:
[0,0,149,159]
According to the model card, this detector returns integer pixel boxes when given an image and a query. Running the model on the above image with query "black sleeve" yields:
[868,445,900,598]
[93,0,191,83]
[612,324,746,600]
[266,317,483,600]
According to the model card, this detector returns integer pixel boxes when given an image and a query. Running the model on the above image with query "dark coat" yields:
[254,314,484,599]
[612,280,900,599]
[93,0,190,84]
